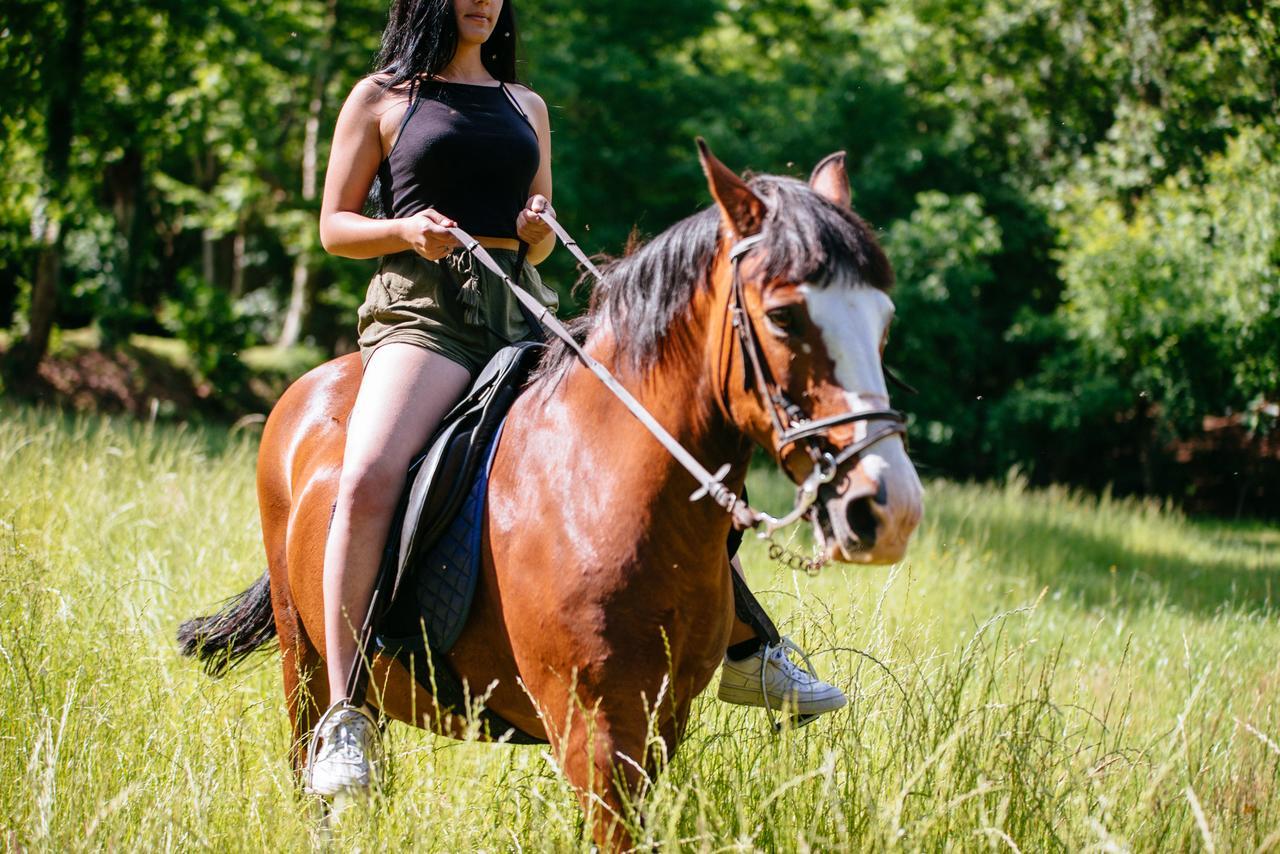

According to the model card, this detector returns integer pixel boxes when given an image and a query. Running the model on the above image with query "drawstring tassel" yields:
[460,274,481,325]
[452,250,484,326]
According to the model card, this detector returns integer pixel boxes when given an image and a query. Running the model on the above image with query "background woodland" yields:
[1,0,1277,513]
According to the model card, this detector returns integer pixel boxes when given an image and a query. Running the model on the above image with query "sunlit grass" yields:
[1,402,1277,850]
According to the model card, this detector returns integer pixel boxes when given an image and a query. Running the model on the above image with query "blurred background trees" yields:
[1,0,1276,513]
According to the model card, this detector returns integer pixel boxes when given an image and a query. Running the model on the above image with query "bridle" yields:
[721,232,907,526]
[446,211,908,545]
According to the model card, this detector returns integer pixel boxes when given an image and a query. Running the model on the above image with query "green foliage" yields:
[1044,127,1279,434]
[161,273,249,391]
[882,192,1002,471]
[2,0,1277,509]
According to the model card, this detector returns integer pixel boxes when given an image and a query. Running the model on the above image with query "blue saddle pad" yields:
[378,418,505,656]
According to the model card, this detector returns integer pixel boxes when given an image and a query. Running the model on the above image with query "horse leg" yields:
[554,706,650,850]
[272,583,328,773]
[530,667,692,851]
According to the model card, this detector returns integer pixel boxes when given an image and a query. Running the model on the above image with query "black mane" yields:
[537,174,893,378]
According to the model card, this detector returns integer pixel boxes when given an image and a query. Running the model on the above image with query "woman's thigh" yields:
[342,343,474,478]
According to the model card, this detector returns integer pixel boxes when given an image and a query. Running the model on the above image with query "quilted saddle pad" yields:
[377,418,505,656]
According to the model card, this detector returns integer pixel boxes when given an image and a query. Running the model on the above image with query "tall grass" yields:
[1,402,1277,850]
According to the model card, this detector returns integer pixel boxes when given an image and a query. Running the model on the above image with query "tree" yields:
[5,0,86,380]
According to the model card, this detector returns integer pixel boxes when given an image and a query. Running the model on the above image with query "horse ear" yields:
[696,138,766,238]
[809,151,851,209]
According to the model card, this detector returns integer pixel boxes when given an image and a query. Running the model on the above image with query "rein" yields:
[445,215,905,547]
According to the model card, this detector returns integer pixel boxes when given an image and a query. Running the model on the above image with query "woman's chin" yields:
[458,24,494,44]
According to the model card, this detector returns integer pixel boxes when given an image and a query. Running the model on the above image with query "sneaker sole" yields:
[716,683,848,715]
[306,780,375,798]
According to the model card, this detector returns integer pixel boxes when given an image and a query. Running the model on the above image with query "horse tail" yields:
[177,572,277,677]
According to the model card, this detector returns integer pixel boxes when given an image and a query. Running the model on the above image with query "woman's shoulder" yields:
[340,75,414,129]
[348,74,408,107]
[505,82,549,124]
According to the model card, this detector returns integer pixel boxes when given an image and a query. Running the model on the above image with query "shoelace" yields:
[759,637,821,730]
[768,645,819,684]
[330,718,372,763]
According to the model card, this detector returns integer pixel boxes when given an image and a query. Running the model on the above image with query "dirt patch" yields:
[4,341,265,420]
[1168,410,1280,518]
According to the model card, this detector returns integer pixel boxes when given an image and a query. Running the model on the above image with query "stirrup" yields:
[759,638,822,733]
[303,700,376,794]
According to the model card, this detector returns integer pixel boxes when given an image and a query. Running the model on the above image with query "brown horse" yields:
[179,144,923,848]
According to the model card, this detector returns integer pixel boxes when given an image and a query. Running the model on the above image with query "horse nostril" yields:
[845,496,878,548]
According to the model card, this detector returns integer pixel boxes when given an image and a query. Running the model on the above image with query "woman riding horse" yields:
[180,145,924,849]
[304,0,842,797]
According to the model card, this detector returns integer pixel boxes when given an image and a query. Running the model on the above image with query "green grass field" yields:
[1,402,1277,851]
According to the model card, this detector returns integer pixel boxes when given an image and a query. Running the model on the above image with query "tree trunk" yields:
[100,144,145,346]
[231,228,246,299]
[1136,392,1155,496]
[24,226,64,374]
[202,228,217,286]
[278,0,339,348]
[278,261,313,346]
[13,0,87,379]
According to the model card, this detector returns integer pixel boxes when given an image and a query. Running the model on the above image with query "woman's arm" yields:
[513,87,556,265]
[319,79,458,261]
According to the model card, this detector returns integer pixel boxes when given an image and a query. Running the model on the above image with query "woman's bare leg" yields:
[322,343,473,704]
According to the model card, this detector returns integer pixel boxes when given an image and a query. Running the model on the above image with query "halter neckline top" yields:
[377,80,540,239]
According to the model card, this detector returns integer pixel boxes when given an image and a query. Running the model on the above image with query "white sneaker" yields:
[717,638,847,716]
[305,702,383,797]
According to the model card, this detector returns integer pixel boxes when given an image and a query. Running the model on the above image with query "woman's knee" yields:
[335,455,408,519]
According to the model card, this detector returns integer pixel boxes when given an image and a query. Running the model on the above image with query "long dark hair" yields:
[374,0,520,94]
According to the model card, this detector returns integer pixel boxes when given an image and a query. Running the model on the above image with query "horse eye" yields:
[765,305,807,337]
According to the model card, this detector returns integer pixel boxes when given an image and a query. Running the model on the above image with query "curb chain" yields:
[764,533,827,576]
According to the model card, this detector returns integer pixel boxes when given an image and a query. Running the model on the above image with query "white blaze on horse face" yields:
[799,282,924,560]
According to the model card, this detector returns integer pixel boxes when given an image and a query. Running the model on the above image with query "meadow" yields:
[1,402,1277,851]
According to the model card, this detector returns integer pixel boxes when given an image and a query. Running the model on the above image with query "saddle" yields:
[358,341,782,743]
[370,341,546,743]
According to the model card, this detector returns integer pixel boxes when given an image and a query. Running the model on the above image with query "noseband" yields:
[450,215,909,543]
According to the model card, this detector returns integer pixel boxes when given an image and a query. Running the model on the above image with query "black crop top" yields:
[377,80,540,238]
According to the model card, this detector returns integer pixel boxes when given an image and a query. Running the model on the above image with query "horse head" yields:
[698,141,924,564]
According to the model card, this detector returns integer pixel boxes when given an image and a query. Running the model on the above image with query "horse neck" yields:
[549,292,751,530]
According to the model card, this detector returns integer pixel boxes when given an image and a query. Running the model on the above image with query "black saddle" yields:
[391,341,543,607]
[368,341,546,743]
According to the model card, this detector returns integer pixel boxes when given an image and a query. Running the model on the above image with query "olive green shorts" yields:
[357,249,559,375]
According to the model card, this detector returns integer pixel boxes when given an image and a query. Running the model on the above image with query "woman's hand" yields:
[400,208,459,260]
[516,195,554,245]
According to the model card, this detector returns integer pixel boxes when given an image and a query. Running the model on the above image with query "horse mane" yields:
[535,174,894,380]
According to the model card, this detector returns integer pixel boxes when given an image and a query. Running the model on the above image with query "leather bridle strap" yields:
[725,234,907,458]
[726,234,796,450]
[783,410,904,446]
[446,226,758,529]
